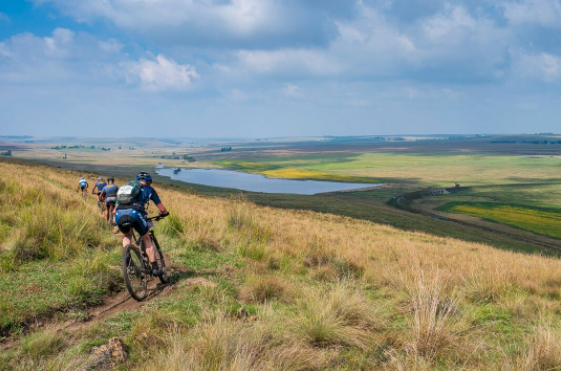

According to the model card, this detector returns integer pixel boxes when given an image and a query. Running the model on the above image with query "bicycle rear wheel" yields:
[122,244,149,301]
[107,205,116,226]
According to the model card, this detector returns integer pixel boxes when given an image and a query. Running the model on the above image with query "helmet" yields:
[80,176,85,180]
[136,171,152,183]
[108,177,115,183]
[98,176,103,181]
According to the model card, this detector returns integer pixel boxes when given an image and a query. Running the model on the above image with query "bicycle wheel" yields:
[108,206,116,226]
[122,244,149,301]
[98,200,106,214]
[152,235,170,284]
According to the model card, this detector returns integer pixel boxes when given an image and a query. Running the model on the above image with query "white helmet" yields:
[80,177,85,180]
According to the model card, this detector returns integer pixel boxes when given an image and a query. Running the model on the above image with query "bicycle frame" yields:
[129,216,165,262]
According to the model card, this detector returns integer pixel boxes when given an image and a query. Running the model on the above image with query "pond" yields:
[156,168,382,195]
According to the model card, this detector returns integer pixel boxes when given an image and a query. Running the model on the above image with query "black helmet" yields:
[136,171,152,182]
[108,177,115,183]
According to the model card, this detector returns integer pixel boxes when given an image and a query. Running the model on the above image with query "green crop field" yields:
[214,153,561,186]
[438,201,561,240]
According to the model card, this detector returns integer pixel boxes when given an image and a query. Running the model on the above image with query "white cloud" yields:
[0,28,124,83]
[514,51,561,82]
[0,29,198,92]
[503,0,561,28]
[221,4,507,81]
[235,49,340,76]
[123,54,199,91]
[282,83,303,98]
[31,0,336,48]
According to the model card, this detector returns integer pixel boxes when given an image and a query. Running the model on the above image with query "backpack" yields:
[117,180,142,205]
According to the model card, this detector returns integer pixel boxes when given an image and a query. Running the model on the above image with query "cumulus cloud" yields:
[123,55,199,91]
[221,3,508,83]
[514,51,561,82]
[0,29,199,92]
[503,0,561,28]
[0,28,125,83]
[32,0,351,48]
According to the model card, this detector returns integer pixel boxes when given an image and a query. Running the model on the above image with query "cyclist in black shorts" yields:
[100,177,119,223]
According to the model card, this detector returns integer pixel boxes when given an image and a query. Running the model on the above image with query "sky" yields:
[1,0,561,138]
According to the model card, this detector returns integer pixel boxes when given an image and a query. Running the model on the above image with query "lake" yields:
[156,168,382,195]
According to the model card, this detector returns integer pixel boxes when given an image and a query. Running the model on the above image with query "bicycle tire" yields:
[122,244,148,301]
[152,235,170,284]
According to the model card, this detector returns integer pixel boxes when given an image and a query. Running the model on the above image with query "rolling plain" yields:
[3,134,561,369]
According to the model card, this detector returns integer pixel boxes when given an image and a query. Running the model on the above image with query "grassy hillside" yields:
[3,159,561,370]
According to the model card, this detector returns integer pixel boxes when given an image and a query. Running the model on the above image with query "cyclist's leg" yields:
[142,233,157,263]
[116,210,135,247]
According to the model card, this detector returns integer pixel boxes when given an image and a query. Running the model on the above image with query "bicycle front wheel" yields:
[122,244,148,301]
[152,235,170,284]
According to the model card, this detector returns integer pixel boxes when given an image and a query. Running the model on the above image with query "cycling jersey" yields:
[79,179,87,189]
[94,181,107,194]
[101,184,119,205]
[117,184,161,216]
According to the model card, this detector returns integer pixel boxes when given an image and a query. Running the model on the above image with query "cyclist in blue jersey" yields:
[115,172,168,276]
[92,176,107,197]
[92,176,108,214]
[100,177,119,223]
[78,177,88,193]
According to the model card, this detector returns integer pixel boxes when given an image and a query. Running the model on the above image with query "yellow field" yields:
[440,202,561,239]
[261,168,376,183]
[4,158,561,370]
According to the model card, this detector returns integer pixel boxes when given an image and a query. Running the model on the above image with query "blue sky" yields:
[1,0,561,137]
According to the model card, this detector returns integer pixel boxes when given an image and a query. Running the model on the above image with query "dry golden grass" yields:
[4,158,561,370]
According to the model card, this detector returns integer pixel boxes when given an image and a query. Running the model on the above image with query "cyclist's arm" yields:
[91,185,97,194]
[155,202,168,215]
[149,187,168,215]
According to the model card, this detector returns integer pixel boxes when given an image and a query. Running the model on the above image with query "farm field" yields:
[438,202,561,240]
[214,152,561,187]
[6,159,561,370]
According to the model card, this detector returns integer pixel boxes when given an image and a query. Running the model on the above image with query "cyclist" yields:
[100,177,119,223]
[78,176,88,193]
[114,172,168,276]
[92,176,107,213]
[92,176,107,197]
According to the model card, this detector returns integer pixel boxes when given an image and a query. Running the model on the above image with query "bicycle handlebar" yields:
[146,213,169,222]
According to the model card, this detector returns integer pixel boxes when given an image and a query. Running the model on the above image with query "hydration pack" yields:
[117,180,142,205]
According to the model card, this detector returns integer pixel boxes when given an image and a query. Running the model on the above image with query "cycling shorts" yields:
[80,186,86,191]
[116,209,149,236]
[106,196,117,206]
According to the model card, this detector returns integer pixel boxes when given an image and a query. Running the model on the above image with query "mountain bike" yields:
[81,188,88,201]
[107,203,116,227]
[121,214,170,301]
[96,195,106,215]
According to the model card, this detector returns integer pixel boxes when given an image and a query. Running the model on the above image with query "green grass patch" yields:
[180,250,241,271]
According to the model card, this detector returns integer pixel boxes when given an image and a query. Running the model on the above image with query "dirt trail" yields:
[0,250,218,351]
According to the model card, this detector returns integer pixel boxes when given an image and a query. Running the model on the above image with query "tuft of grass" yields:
[406,272,459,362]
[158,211,185,240]
[21,330,66,361]
[238,275,294,304]
[293,284,377,349]
[512,326,561,371]
[143,315,324,371]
